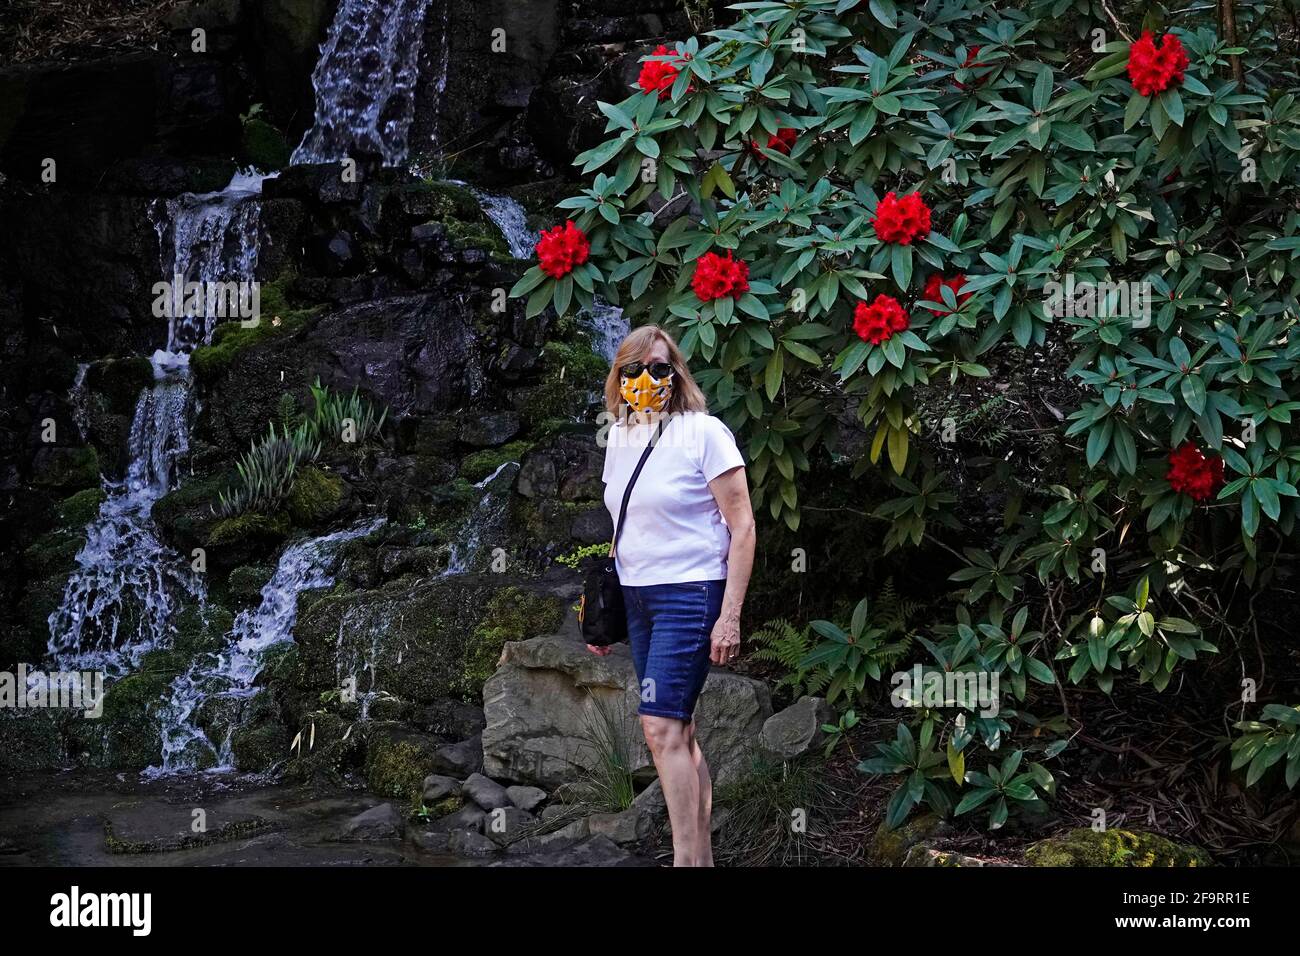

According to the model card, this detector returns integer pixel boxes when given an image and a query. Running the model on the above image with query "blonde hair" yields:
[603,324,708,417]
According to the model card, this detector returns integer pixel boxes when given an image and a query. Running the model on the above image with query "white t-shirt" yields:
[602,411,746,586]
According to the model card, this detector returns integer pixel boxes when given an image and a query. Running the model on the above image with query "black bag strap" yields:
[610,415,667,558]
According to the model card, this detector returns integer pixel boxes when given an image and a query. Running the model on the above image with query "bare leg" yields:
[685,720,713,866]
[641,714,708,866]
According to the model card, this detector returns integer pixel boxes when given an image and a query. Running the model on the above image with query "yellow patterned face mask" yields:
[619,362,674,414]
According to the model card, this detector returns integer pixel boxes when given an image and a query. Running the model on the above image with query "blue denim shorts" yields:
[622,580,726,721]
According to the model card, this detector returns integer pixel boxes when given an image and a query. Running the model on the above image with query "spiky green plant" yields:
[215,422,320,518]
[305,376,387,449]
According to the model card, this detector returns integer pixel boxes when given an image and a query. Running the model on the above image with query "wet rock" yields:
[499,834,648,867]
[760,696,832,760]
[448,828,498,859]
[430,804,486,834]
[506,785,548,812]
[432,735,484,778]
[335,803,404,842]
[462,772,512,811]
[482,630,771,788]
[460,410,522,448]
[483,806,537,846]
[421,774,462,804]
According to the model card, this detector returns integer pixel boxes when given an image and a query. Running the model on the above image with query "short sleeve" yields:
[698,415,746,482]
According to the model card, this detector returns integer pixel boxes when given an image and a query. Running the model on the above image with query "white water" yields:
[47,360,205,675]
[150,170,267,352]
[473,189,534,259]
[148,518,385,776]
[445,461,517,575]
[292,0,434,166]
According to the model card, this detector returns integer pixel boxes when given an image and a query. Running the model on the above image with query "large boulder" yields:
[481,624,772,789]
[760,696,832,760]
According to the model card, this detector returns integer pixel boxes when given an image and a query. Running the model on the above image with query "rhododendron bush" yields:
[511,0,1300,828]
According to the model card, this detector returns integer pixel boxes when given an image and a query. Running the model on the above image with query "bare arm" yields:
[707,465,755,664]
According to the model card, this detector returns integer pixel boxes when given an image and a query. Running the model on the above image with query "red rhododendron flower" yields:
[854,294,910,345]
[1166,443,1224,501]
[535,221,590,279]
[751,127,798,155]
[638,45,684,100]
[692,251,750,302]
[922,274,972,315]
[1127,31,1189,97]
[873,192,932,245]
[953,45,989,90]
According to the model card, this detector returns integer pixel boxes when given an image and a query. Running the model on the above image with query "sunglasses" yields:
[620,361,674,379]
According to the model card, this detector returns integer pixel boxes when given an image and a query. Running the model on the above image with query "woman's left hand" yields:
[710,613,741,665]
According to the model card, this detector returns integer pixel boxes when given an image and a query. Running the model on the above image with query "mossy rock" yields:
[55,488,105,527]
[22,529,85,578]
[172,603,234,658]
[868,813,949,865]
[85,357,154,416]
[286,465,344,526]
[521,339,610,434]
[1024,828,1212,867]
[230,721,290,772]
[153,471,230,552]
[460,440,534,484]
[289,576,565,719]
[241,116,291,171]
[364,727,440,803]
[30,445,100,493]
[69,666,175,769]
[190,278,318,382]
[0,710,68,772]
[227,564,275,604]
[207,510,291,549]
[421,794,465,820]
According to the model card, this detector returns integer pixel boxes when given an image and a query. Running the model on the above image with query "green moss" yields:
[230,721,289,772]
[172,603,234,657]
[69,665,176,769]
[227,565,274,603]
[32,446,100,492]
[85,357,154,415]
[522,339,610,434]
[365,732,438,803]
[208,511,291,548]
[190,278,318,382]
[0,711,67,771]
[56,488,105,527]
[404,181,510,259]
[460,440,534,483]
[153,471,229,548]
[23,530,84,578]
[285,465,344,526]
[421,794,464,820]
[1025,828,1212,867]
[458,587,565,698]
[868,813,946,865]
[241,116,291,171]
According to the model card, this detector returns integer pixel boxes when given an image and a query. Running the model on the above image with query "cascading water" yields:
[151,170,267,353]
[472,189,629,362]
[473,189,535,260]
[292,0,435,166]
[49,172,269,676]
[48,361,205,675]
[149,519,385,776]
[445,461,518,575]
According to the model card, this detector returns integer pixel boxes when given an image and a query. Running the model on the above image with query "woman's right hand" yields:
[586,644,613,656]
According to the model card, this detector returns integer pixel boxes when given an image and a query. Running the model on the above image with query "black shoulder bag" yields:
[579,416,666,646]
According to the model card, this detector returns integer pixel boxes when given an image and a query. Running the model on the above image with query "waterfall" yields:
[49,172,267,676]
[445,461,517,575]
[292,0,435,167]
[150,171,267,353]
[148,519,385,776]
[473,189,535,259]
[69,363,90,442]
[470,188,629,362]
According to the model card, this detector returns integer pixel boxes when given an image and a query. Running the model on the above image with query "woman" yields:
[590,324,755,867]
